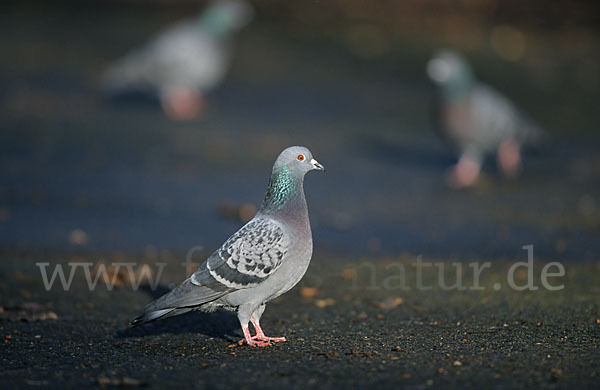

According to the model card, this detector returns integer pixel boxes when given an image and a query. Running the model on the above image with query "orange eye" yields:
[297,154,305,161]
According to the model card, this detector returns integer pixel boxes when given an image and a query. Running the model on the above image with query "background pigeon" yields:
[427,49,544,188]
[131,146,325,347]
[102,0,253,120]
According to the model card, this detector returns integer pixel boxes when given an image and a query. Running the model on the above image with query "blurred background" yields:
[0,0,598,261]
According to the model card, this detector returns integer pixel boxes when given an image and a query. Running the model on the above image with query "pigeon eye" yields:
[297,154,305,161]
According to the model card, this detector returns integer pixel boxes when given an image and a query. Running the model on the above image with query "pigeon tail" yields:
[520,119,547,147]
[130,307,198,327]
[129,277,227,327]
[130,308,175,327]
[101,57,148,95]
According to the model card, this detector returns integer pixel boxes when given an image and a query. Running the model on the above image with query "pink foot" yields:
[161,89,204,120]
[447,156,481,188]
[238,325,273,347]
[253,322,286,343]
[237,324,287,347]
[497,140,521,178]
[238,336,271,347]
[256,335,286,343]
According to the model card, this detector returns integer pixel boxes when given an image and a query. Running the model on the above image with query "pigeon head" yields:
[202,0,254,35]
[427,49,474,96]
[261,146,324,214]
[272,146,324,176]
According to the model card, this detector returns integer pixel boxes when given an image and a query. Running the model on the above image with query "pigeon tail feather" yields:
[129,277,227,327]
[130,308,175,327]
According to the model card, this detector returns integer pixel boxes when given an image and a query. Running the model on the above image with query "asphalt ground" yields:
[1,250,599,389]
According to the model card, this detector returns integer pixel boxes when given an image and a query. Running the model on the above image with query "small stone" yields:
[320,350,340,360]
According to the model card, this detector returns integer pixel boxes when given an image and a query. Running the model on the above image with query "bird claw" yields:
[238,335,286,347]
[238,336,271,347]
[261,336,286,342]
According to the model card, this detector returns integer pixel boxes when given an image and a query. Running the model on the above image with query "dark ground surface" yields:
[1,251,599,389]
[1,2,599,260]
[1,1,600,389]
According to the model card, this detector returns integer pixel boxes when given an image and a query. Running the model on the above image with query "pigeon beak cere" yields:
[310,158,325,171]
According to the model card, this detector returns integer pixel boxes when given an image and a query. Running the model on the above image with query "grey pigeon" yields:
[427,49,544,188]
[131,146,324,347]
[102,0,253,120]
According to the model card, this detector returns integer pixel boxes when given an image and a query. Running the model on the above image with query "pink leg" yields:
[497,140,521,178]
[161,89,204,120]
[447,156,481,188]
[251,319,286,343]
[238,325,270,347]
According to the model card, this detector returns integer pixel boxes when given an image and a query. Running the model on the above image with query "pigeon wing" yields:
[131,218,289,326]
[196,218,290,289]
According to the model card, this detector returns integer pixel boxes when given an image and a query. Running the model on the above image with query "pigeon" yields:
[427,49,544,188]
[131,146,325,347]
[102,0,253,120]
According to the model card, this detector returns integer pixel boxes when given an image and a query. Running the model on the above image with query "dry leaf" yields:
[299,287,318,298]
[314,298,335,308]
[341,268,356,280]
[374,297,404,310]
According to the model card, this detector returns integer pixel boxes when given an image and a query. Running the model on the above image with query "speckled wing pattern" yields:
[201,218,289,289]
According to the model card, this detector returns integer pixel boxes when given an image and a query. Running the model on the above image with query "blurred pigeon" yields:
[427,49,544,188]
[131,146,325,347]
[102,0,253,120]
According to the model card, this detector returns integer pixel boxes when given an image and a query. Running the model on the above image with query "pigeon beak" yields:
[310,158,325,172]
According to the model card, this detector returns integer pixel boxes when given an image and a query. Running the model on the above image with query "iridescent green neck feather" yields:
[199,7,235,37]
[260,166,304,214]
[443,68,474,102]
